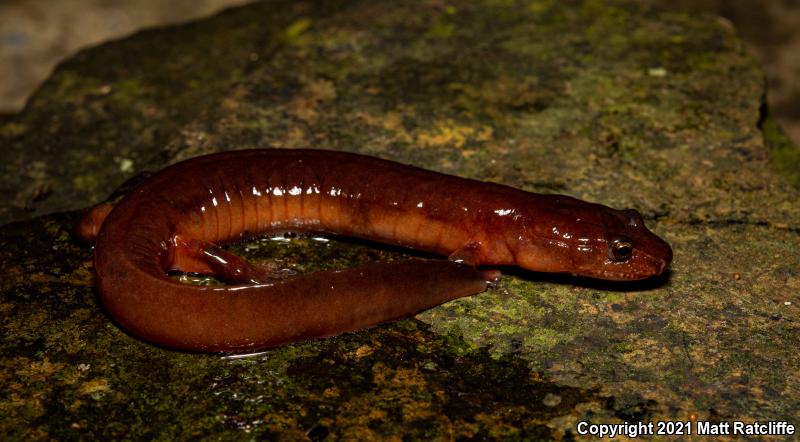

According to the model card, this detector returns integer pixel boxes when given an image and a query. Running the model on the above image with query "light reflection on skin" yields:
[213,284,272,291]
[547,239,570,249]
[220,351,269,360]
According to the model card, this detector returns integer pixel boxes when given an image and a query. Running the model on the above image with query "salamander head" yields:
[510,202,672,281]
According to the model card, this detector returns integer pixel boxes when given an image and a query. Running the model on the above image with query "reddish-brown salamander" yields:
[77,149,672,352]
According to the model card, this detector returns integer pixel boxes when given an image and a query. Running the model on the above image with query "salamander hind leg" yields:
[171,236,294,284]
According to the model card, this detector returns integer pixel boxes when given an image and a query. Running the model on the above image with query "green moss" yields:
[522,328,564,350]
[424,7,457,39]
[763,115,800,189]
[70,175,99,192]
[0,121,26,138]
[284,17,312,40]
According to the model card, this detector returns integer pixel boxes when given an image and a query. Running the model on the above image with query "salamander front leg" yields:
[171,236,294,284]
[448,241,502,288]
[448,241,486,265]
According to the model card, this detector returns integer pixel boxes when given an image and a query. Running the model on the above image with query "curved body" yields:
[83,149,672,352]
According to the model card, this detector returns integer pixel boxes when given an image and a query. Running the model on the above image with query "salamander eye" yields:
[609,239,633,262]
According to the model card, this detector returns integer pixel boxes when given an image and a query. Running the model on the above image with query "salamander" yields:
[76,149,672,352]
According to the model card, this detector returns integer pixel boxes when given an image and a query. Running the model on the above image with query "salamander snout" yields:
[600,209,672,280]
[610,233,672,280]
[553,207,672,281]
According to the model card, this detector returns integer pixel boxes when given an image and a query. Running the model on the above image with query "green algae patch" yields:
[284,17,313,41]
[763,115,800,189]
[2,0,800,439]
